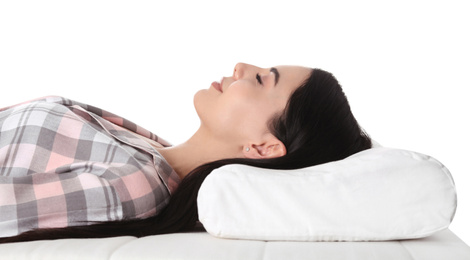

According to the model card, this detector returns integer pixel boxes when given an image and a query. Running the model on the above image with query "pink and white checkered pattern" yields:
[0,96,180,237]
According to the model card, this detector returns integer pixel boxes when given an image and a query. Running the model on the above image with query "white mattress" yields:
[0,229,469,260]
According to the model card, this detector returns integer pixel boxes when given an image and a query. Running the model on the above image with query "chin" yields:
[193,89,207,120]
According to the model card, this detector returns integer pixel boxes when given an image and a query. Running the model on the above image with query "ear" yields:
[243,134,286,159]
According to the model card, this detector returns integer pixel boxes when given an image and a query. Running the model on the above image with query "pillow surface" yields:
[197,148,457,241]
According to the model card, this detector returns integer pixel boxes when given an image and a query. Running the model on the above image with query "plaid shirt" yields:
[0,96,180,237]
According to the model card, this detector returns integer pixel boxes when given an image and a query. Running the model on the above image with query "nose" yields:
[233,63,245,80]
[233,62,258,80]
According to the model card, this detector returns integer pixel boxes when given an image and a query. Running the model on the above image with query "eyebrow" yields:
[270,67,280,86]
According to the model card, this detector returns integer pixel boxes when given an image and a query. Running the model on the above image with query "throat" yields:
[156,139,240,180]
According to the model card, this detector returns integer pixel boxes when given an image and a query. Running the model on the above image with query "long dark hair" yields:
[0,68,371,243]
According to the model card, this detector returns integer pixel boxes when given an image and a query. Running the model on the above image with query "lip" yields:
[211,77,224,93]
[211,81,222,93]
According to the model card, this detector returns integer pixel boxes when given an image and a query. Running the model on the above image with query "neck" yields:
[157,128,241,180]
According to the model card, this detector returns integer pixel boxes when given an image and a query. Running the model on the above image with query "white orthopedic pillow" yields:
[197,148,457,241]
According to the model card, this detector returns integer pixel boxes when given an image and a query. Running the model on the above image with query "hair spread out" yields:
[0,68,371,243]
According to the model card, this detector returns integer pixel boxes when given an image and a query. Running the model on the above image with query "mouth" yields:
[211,78,224,93]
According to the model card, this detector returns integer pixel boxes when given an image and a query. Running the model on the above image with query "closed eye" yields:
[256,73,263,85]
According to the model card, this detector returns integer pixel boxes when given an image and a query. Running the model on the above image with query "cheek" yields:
[193,90,242,133]
[217,98,275,137]
[213,98,250,133]
[194,87,280,140]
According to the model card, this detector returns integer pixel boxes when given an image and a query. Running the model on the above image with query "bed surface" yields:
[1,229,469,260]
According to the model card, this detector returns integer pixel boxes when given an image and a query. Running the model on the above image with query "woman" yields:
[0,63,371,243]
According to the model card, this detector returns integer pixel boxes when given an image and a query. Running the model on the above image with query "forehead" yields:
[274,65,311,87]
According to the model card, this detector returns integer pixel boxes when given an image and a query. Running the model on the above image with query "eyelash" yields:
[256,74,263,85]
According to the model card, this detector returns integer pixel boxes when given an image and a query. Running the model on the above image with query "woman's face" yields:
[194,62,311,147]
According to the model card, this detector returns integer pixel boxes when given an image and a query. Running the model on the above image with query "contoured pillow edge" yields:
[197,147,457,241]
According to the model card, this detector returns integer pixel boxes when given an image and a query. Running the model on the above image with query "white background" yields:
[1,0,469,244]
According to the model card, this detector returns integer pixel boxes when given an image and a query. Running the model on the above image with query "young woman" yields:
[0,63,371,243]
